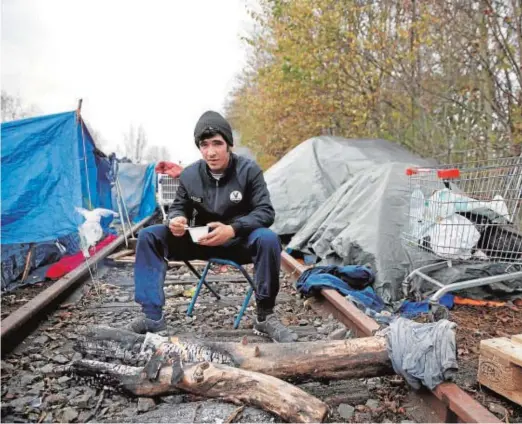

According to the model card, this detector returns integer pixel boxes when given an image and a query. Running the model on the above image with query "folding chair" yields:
[185,258,256,329]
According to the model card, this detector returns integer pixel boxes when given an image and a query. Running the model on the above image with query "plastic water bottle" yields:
[409,187,425,239]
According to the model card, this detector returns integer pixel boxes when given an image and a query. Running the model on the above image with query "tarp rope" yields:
[78,117,101,294]
[79,119,93,209]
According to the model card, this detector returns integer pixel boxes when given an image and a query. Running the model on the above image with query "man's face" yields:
[199,134,230,172]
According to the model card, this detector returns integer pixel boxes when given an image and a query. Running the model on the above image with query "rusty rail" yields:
[1,215,153,355]
[281,252,500,424]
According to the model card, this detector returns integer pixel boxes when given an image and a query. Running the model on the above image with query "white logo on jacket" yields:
[230,191,243,203]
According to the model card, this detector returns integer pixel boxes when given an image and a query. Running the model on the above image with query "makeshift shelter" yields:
[112,161,157,225]
[270,137,522,303]
[1,110,158,290]
[265,137,434,302]
[265,137,428,236]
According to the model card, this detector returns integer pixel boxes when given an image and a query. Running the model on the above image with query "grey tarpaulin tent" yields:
[268,137,522,302]
[265,136,429,236]
[265,136,433,302]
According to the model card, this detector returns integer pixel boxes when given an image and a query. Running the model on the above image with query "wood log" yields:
[76,326,394,381]
[60,355,328,423]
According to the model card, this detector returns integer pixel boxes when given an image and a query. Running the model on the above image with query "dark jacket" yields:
[167,154,275,237]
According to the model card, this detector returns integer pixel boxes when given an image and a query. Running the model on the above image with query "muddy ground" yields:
[1,261,412,423]
[450,305,522,422]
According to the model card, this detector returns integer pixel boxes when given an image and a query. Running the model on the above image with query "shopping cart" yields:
[402,156,522,319]
[156,173,180,224]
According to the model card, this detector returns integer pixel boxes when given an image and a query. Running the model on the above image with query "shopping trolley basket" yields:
[156,173,180,223]
[401,156,522,318]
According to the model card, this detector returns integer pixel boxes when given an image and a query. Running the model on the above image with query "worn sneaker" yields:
[126,315,166,334]
[253,314,298,343]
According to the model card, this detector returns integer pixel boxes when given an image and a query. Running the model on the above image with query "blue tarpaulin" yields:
[113,162,157,224]
[1,111,112,244]
[1,111,115,289]
[1,110,159,290]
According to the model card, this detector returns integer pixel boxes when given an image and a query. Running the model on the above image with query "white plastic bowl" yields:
[188,226,209,243]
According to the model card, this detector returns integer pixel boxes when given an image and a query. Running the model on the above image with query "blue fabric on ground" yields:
[296,265,383,311]
[399,294,455,317]
[295,264,456,320]
[298,264,375,289]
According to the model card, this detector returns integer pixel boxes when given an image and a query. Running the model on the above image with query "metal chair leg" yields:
[186,262,211,317]
[184,260,220,300]
[234,286,254,329]
[184,258,256,328]
[238,266,257,292]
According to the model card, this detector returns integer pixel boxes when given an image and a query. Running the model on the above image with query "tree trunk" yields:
[59,356,328,423]
[75,326,394,382]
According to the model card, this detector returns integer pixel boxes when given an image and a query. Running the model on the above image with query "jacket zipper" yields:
[214,179,219,211]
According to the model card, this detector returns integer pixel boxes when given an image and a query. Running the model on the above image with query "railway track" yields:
[0,222,516,423]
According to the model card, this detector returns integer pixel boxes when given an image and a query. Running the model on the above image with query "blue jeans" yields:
[134,225,281,318]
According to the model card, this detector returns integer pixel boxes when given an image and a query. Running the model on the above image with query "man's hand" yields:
[169,216,188,237]
[198,222,235,247]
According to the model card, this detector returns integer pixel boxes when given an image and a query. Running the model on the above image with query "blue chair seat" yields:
[185,258,255,329]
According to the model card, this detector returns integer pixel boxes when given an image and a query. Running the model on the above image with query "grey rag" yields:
[382,317,458,390]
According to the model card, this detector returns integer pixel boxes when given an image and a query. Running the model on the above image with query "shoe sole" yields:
[124,325,166,334]
[252,327,279,343]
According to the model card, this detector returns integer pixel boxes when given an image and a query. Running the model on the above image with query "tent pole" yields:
[115,177,135,239]
[115,190,129,248]
[76,99,83,122]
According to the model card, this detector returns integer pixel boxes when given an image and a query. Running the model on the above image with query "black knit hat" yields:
[194,111,234,147]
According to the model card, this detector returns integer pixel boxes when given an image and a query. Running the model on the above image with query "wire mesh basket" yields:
[157,174,180,207]
[401,155,522,316]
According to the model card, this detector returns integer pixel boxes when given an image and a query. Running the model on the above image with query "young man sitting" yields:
[127,111,298,343]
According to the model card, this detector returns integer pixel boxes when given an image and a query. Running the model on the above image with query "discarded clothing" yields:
[398,294,454,318]
[46,234,117,280]
[296,265,382,311]
[382,317,458,390]
[298,264,375,290]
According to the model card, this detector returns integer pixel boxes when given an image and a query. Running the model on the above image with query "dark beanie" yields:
[194,111,234,147]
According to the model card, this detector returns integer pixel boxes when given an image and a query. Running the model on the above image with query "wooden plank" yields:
[169,260,208,267]
[107,249,135,260]
[478,334,522,406]
[112,257,209,267]
[480,335,522,368]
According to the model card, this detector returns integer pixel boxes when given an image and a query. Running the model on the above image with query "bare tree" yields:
[1,91,39,122]
[144,145,171,163]
[122,125,148,163]
[84,121,110,153]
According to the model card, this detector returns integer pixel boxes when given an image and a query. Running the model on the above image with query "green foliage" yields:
[226,0,522,168]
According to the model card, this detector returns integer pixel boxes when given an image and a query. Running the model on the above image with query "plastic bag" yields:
[76,208,118,257]
[426,189,511,222]
[422,214,481,260]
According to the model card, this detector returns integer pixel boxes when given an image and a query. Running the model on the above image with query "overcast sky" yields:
[2,0,254,165]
